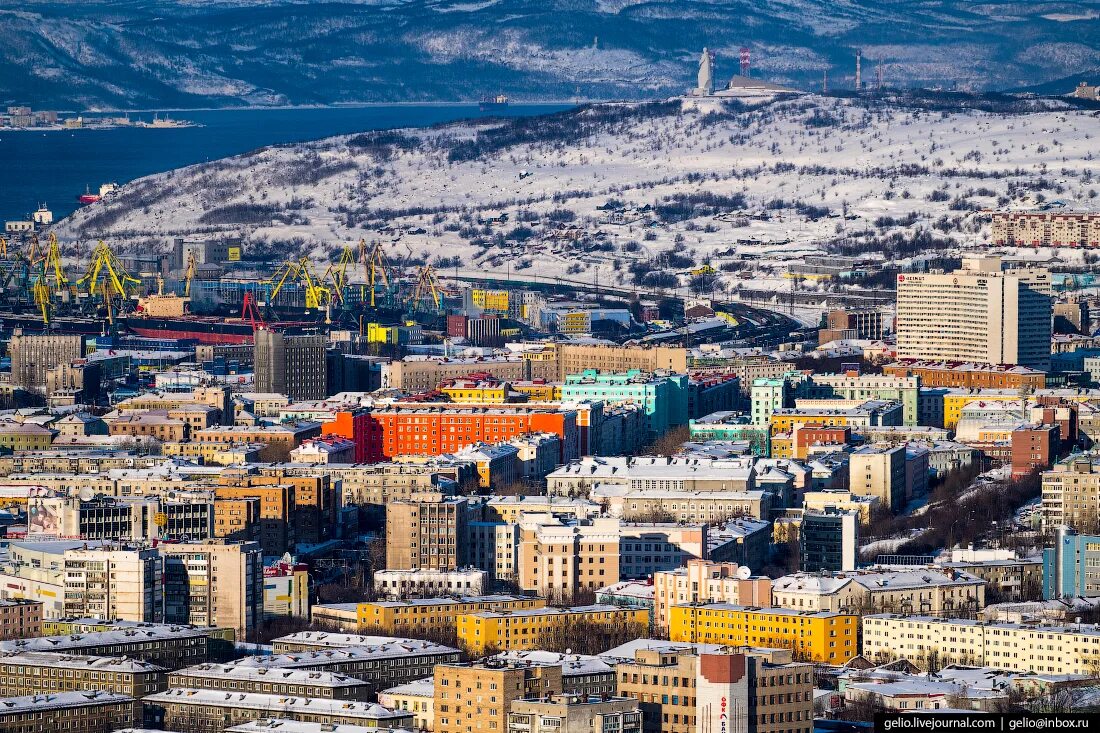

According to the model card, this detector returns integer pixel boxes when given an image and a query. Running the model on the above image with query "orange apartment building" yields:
[363,405,580,463]
[882,361,1047,389]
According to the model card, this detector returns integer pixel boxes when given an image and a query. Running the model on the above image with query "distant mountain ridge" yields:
[2,0,1098,109]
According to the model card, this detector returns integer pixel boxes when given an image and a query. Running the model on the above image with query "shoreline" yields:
[62,100,595,115]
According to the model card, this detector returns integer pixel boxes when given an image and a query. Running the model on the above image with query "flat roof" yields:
[145,689,412,720]
[230,642,459,670]
[226,721,413,733]
[0,651,166,673]
[171,663,368,687]
[0,690,133,713]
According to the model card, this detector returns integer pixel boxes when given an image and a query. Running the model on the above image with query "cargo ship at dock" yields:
[123,294,320,344]
[0,312,107,336]
[122,314,317,344]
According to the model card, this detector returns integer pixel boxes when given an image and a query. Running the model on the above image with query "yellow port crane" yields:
[321,245,356,305]
[407,263,442,311]
[76,240,140,301]
[360,239,391,308]
[41,233,75,297]
[31,260,51,325]
[268,256,332,314]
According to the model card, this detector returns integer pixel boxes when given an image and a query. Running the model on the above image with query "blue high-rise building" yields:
[1043,526,1100,599]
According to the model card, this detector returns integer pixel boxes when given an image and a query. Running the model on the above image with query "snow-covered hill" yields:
[53,93,1099,290]
[2,0,1098,109]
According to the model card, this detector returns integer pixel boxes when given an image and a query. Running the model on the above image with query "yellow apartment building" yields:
[668,604,857,664]
[314,596,545,636]
[457,604,649,654]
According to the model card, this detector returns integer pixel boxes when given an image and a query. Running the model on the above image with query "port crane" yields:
[321,245,356,306]
[406,264,443,312]
[360,239,392,308]
[30,260,52,325]
[76,240,141,305]
[267,256,333,316]
[183,250,197,297]
[40,233,75,298]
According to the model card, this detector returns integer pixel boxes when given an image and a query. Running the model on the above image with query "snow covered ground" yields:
[55,93,1099,300]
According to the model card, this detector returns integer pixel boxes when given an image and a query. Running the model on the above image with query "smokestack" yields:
[855,50,862,90]
[823,68,828,94]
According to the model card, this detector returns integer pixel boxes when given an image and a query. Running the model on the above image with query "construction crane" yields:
[407,264,442,312]
[183,250,197,297]
[360,239,391,308]
[76,240,140,301]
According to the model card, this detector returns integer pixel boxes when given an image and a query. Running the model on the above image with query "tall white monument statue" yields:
[695,47,715,96]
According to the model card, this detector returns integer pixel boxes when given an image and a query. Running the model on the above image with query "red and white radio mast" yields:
[739,47,751,77]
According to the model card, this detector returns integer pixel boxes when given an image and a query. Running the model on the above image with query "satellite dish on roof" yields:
[78,488,95,502]
[735,566,752,580]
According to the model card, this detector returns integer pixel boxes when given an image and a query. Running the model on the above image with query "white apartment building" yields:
[863,615,1100,675]
[895,257,1052,370]
[772,569,985,614]
[372,568,487,599]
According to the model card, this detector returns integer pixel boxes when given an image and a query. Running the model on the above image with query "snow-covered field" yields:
[55,93,1099,293]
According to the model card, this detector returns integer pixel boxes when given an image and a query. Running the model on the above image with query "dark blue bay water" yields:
[0,103,570,222]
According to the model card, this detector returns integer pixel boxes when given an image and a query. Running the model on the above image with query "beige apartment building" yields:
[652,559,773,631]
[848,445,907,512]
[620,489,772,522]
[9,332,84,393]
[159,539,264,638]
[386,494,472,571]
[509,693,642,733]
[388,354,557,392]
[294,461,458,505]
[0,624,211,670]
[0,599,42,640]
[434,661,563,733]
[895,257,1052,370]
[518,515,621,599]
[63,546,163,622]
[989,210,1100,248]
[556,344,687,380]
[228,638,460,694]
[0,651,166,698]
[1042,454,1100,531]
[863,615,1100,675]
[615,646,814,733]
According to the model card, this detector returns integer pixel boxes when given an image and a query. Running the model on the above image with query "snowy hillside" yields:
[2,0,1098,109]
[53,93,1099,293]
